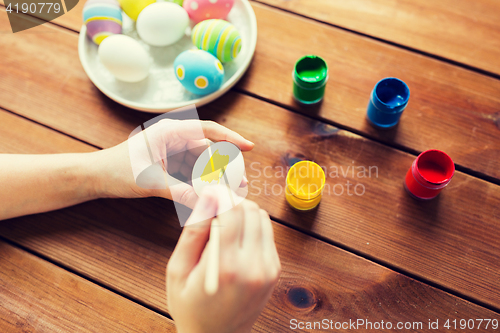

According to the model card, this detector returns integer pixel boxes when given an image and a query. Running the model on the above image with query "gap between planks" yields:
[1,3,498,187]
[1,107,499,317]
[250,0,500,82]
[269,213,500,315]
[2,0,499,83]
[233,88,500,186]
[1,5,500,315]
[0,233,174,321]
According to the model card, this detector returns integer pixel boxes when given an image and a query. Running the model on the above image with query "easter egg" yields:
[192,19,241,63]
[192,142,245,197]
[118,0,155,21]
[174,50,224,95]
[83,0,122,45]
[167,0,184,5]
[98,35,151,82]
[183,0,234,23]
[137,2,189,46]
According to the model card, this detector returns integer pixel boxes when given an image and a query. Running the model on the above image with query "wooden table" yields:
[1,1,500,331]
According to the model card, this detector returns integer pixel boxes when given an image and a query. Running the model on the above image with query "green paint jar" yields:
[292,55,328,104]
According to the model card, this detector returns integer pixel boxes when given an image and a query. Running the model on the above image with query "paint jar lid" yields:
[371,77,410,114]
[286,161,326,200]
[412,149,455,188]
[293,55,328,90]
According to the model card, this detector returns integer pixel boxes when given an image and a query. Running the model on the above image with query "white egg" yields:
[136,2,189,47]
[192,142,245,197]
[98,35,151,82]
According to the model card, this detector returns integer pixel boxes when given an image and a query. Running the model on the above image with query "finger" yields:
[167,159,181,174]
[167,191,217,280]
[171,150,186,163]
[205,217,220,295]
[240,175,248,187]
[242,200,262,249]
[186,139,209,152]
[167,177,199,209]
[185,150,199,167]
[201,121,254,151]
[179,162,192,179]
[260,209,280,270]
[217,201,244,249]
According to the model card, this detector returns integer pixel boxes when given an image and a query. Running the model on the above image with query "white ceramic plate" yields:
[78,0,257,113]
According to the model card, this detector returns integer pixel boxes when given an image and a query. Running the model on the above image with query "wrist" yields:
[73,150,107,201]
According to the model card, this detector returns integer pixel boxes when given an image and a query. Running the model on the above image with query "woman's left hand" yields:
[93,119,254,208]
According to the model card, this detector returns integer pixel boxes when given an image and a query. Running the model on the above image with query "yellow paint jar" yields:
[285,161,326,211]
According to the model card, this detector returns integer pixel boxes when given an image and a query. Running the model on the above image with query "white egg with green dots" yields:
[174,50,225,95]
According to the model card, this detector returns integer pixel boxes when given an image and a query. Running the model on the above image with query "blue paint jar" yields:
[366,77,410,129]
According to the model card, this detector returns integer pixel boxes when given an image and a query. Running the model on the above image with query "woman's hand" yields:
[94,119,253,208]
[167,187,281,333]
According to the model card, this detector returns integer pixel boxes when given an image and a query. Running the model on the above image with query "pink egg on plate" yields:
[183,0,234,23]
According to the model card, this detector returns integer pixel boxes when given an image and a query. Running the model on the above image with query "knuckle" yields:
[219,268,238,284]
[246,273,266,290]
[178,187,193,206]
[166,261,182,280]
[203,120,217,128]
[243,199,259,211]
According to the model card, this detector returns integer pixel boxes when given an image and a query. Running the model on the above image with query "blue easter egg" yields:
[174,49,224,95]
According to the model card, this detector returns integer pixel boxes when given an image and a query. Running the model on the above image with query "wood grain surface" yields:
[253,0,500,76]
[1,87,499,317]
[0,6,499,309]
[1,2,500,332]
[238,4,500,181]
[0,239,176,332]
[3,199,500,332]
[1,108,499,330]
[1,5,499,183]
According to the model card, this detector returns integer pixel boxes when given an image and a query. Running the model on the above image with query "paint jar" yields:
[404,149,455,200]
[367,77,410,128]
[286,161,326,211]
[292,55,328,104]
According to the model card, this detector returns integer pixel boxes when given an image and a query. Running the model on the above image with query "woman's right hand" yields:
[167,187,281,333]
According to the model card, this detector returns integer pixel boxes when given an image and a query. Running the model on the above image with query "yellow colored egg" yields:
[118,0,155,20]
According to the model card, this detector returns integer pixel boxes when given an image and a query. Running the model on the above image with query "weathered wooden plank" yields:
[253,0,500,75]
[4,198,500,332]
[1,3,500,318]
[0,108,95,154]
[237,4,500,180]
[0,5,499,182]
[1,91,500,322]
[0,239,176,332]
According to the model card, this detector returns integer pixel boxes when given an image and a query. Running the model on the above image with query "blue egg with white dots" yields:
[174,49,224,95]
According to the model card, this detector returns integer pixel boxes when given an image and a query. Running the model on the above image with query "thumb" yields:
[168,190,218,280]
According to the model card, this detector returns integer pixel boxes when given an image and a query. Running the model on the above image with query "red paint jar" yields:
[404,149,455,200]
